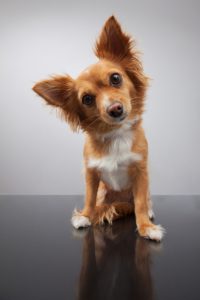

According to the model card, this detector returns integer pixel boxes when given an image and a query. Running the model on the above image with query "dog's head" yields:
[33,16,148,133]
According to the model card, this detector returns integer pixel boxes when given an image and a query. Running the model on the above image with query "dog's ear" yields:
[32,75,81,131]
[95,16,148,99]
[32,75,74,107]
[95,16,132,61]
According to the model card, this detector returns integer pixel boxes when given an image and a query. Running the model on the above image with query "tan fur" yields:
[92,202,134,225]
[32,16,165,241]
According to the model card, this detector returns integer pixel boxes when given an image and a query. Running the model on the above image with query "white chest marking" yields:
[87,128,142,191]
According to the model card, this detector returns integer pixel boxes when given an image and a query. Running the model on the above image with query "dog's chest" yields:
[87,132,142,191]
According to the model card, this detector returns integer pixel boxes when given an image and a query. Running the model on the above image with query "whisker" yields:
[84,115,101,130]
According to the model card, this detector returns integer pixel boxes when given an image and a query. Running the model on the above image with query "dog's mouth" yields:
[101,112,128,125]
[111,113,127,123]
[118,114,127,121]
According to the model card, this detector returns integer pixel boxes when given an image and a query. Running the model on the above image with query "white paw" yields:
[148,208,155,219]
[71,213,91,229]
[146,225,165,242]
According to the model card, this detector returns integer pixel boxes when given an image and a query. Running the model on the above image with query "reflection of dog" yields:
[76,218,156,300]
[33,16,164,241]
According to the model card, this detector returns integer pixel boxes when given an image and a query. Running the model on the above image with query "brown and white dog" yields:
[33,16,165,241]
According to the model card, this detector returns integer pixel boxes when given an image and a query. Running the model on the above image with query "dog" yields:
[33,16,165,241]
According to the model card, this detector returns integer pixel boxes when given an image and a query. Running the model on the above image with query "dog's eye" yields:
[110,73,122,87]
[82,94,95,106]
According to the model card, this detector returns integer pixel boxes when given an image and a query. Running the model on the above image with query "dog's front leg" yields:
[133,166,165,241]
[82,168,100,217]
[71,168,99,229]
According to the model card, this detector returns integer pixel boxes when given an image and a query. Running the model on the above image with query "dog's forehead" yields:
[77,60,123,82]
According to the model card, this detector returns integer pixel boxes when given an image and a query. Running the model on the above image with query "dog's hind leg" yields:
[92,202,134,225]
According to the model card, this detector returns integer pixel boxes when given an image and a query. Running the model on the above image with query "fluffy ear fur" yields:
[95,16,148,98]
[95,15,132,61]
[32,75,81,131]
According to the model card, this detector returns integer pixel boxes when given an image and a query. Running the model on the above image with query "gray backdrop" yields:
[0,0,199,195]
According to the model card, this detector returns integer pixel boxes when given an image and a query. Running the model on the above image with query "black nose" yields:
[107,102,123,118]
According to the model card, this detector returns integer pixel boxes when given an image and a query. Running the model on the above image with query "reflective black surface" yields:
[0,195,200,300]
